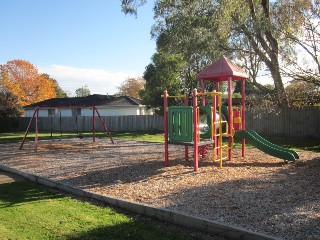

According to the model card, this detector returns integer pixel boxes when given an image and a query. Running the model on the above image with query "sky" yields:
[0,0,156,96]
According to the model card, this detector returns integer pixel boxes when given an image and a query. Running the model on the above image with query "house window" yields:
[48,109,55,117]
[72,108,81,117]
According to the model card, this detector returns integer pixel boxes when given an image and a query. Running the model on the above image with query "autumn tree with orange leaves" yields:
[0,60,58,108]
[117,77,145,99]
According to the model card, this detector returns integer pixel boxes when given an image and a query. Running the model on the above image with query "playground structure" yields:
[20,106,114,151]
[163,56,299,172]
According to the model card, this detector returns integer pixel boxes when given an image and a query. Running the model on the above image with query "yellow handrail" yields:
[197,91,222,97]
[161,94,186,98]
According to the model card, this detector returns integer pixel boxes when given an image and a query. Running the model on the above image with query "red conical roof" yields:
[197,56,249,81]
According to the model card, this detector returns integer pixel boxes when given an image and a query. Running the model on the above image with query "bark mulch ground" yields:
[0,138,319,240]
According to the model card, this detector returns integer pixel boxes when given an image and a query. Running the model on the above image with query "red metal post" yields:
[215,82,220,156]
[193,88,199,172]
[163,90,169,167]
[241,79,246,157]
[228,77,233,161]
[92,107,96,142]
[215,82,220,92]
[184,91,189,161]
[35,107,39,152]
[94,107,114,144]
[213,91,217,162]
[200,79,206,106]
[199,81,206,158]
[20,107,39,150]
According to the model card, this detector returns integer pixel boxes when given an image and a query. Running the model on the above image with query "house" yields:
[23,94,154,117]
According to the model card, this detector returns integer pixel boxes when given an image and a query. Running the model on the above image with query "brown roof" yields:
[23,94,142,108]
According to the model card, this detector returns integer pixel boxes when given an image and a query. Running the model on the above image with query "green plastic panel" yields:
[168,106,193,142]
[220,106,229,121]
[198,106,213,139]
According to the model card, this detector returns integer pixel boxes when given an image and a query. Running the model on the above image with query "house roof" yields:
[23,94,143,108]
[197,55,249,81]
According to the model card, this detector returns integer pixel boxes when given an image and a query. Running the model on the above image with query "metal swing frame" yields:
[20,106,114,151]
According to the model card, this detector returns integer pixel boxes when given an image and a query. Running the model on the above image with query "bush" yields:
[0,117,20,132]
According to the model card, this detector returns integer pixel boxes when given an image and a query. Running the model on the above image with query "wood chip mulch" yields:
[0,138,319,240]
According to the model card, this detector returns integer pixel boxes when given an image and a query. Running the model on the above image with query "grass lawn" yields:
[111,130,164,142]
[0,131,319,152]
[232,134,320,152]
[0,181,198,240]
[262,135,320,152]
[0,131,164,144]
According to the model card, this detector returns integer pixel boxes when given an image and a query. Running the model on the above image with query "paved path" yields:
[0,169,25,184]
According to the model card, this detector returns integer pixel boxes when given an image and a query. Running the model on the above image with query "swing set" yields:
[20,106,114,151]
[48,108,84,141]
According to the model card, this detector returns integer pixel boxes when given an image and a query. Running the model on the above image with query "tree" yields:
[275,0,320,86]
[55,84,68,98]
[117,77,145,98]
[285,80,320,106]
[140,51,185,113]
[0,83,20,118]
[0,60,57,107]
[75,85,91,97]
[41,73,67,98]
[123,0,320,107]
[151,0,291,106]
[232,40,272,94]
[121,0,146,16]
[152,1,225,95]
[0,83,21,132]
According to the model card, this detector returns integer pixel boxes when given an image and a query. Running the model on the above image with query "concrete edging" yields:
[0,165,281,240]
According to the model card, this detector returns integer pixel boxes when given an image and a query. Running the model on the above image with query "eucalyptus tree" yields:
[152,1,226,94]
[121,0,319,106]
[274,0,320,86]
[140,51,185,113]
[154,0,292,105]
[121,0,146,16]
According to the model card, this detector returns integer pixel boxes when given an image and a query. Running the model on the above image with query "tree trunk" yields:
[268,61,289,106]
[244,0,290,107]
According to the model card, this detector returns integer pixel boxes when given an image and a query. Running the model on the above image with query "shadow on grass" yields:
[0,181,198,240]
[65,220,195,240]
[233,135,320,152]
[258,136,320,152]
[0,181,63,208]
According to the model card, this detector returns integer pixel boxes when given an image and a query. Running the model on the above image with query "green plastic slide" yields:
[234,130,299,161]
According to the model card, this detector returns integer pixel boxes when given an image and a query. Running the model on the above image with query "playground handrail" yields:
[197,91,222,97]
[161,94,186,98]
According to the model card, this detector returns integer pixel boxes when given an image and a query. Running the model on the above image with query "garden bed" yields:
[0,138,319,240]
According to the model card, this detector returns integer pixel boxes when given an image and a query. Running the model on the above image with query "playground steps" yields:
[234,130,299,161]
